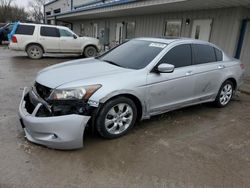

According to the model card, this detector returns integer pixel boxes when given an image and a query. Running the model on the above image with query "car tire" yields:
[96,97,137,139]
[26,44,43,59]
[214,80,234,108]
[83,46,97,58]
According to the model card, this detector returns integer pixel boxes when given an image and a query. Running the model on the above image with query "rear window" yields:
[15,25,35,35]
[40,26,59,37]
[214,48,223,61]
[192,44,216,64]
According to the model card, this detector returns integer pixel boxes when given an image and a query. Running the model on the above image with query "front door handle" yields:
[218,65,225,69]
[186,70,193,76]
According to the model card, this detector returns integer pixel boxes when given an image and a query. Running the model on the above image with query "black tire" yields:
[214,80,234,108]
[96,97,137,139]
[26,44,43,59]
[83,46,97,58]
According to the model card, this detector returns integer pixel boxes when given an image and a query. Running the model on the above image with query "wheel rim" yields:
[219,84,233,105]
[105,103,133,135]
[30,47,41,58]
[86,48,95,57]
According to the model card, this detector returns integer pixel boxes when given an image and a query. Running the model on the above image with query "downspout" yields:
[235,18,250,59]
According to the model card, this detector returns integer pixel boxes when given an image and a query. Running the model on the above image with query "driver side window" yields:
[59,29,73,37]
[159,44,192,68]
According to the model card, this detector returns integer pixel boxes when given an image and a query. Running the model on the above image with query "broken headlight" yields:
[49,85,102,101]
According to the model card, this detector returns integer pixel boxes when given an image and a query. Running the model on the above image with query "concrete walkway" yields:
[240,76,250,95]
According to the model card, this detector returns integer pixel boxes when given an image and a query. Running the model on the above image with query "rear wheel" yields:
[214,80,234,107]
[83,46,97,58]
[96,97,137,139]
[26,44,43,59]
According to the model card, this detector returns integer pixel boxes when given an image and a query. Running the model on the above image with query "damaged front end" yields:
[18,82,99,150]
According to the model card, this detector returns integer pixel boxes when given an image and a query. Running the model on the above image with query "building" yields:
[44,0,250,75]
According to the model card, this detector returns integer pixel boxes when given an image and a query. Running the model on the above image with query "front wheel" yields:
[83,46,97,58]
[26,44,43,59]
[214,80,234,107]
[96,97,137,139]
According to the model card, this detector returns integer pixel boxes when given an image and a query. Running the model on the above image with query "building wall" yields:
[72,7,244,57]
[44,0,72,18]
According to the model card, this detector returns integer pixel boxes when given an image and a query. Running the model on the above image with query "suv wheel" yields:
[96,97,137,139]
[214,80,234,107]
[83,46,97,58]
[26,44,43,59]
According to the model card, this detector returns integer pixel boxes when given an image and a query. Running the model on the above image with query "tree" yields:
[0,0,29,22]
[29,0,47,23]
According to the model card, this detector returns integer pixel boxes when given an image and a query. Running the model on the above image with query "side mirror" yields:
[157,63,175,73]
[73,34,77,39]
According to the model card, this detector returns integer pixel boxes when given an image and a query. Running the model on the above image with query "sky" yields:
[14,0,31,10]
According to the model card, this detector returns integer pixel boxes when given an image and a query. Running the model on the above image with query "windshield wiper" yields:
[102,60,123,68]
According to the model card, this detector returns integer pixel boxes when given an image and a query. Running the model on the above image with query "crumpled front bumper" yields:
[18,88,91,150]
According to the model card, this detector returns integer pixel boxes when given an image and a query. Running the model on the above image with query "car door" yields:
[58,28,82,53]
[192,44,225,101]
[39,26,60,52]
[147,44,196,115]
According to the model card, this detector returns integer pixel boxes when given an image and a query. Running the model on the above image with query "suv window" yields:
[16,25,35,35]
[59,29,73,37]
[192,44,216,64]
[159,44,192,68]
[40,26,59,37]
[214,48,223,61]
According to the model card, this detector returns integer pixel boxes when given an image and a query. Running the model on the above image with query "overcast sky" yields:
[15,0,31,10]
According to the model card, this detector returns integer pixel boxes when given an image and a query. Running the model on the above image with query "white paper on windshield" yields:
[149,43,167,48]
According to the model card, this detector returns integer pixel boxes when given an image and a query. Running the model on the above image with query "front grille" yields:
[34,82,52,99]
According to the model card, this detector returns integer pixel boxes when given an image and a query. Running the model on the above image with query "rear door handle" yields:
[218,65,225,69]
[185,70,193,76]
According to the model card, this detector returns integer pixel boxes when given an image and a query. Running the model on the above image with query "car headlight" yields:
[49,84,102,100]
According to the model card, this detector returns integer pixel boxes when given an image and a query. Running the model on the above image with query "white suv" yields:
[9,23,101,59]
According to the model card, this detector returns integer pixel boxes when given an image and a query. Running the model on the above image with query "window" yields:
[46,11,51,16]
[192,44,216,64]
[53,8,61,14]
[164,20,182,37]
[125,21,135,39]
[59,29,73,37]
[15,25,35,35]
[98,40,166,70]
[40,26,59,37]
[159,44,192,68]
[214,48,223,61]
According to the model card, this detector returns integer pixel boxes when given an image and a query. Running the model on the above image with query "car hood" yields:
[36,58,130,89]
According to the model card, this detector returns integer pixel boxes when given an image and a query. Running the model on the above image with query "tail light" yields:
[11,35,17,43]
[240,63,245,70]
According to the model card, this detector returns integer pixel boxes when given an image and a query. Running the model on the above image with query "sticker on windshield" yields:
[149,43,167,48]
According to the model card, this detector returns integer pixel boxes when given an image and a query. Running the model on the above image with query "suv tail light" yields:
[240,63,245,70]
[11,35,17,43]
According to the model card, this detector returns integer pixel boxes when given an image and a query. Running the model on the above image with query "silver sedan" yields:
[19,37,245,149]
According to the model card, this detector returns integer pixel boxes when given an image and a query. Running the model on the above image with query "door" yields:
[39,26,60,52]
[147,44,195,115]
[116,23,123,45]
[191,19,212,41]
[192,44,225,101]
[93,23,98,38]
[240,21,250,76]
[58,28,82,53]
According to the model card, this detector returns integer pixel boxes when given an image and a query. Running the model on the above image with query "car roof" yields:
[19,23,69,29]
[135,37,220,49]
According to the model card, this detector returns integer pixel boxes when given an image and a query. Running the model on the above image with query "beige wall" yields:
[72,7,246,56]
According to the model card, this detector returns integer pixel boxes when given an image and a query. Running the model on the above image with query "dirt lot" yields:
[0,46,250,188]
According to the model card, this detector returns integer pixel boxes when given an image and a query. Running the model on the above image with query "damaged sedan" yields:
[19,37,245,149]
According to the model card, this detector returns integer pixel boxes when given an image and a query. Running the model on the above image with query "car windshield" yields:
[98,40,167,70]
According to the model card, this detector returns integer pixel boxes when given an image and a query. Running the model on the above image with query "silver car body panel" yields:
[18,38,245,149]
